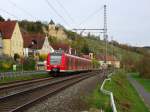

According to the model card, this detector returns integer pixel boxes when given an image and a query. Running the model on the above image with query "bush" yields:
[22,57,36,70]
[92,59,100,69]
[0,57,14,72]
[39,54,47,61]
[138,54,150,78]
[121,52,139,72]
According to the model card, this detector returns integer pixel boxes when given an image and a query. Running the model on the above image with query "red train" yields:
[46,51,92,75]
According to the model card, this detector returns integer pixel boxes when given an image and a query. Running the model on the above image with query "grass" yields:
[84,84,112,112]
[131,73,150,92]
[104,70,149,112]
[0,73,49,85]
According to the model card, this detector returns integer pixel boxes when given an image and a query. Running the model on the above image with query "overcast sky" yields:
[0,0,150,47]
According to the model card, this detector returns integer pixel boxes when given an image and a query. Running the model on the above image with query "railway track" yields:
[0,71,99,112]
[0,70,47,79]
[0,77,54,98]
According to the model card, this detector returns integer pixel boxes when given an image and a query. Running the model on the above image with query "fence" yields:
[100,73,117,112]
[0,70,47,79]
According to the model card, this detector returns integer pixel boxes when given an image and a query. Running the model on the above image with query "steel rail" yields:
[0,77,52,89]
[0,77,54,98]
[0,71,99,112]
[0,70,47,79]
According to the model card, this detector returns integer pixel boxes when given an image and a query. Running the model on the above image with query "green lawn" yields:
[131,73,150,92]
[104,70,149,112]
[0,73,49,85]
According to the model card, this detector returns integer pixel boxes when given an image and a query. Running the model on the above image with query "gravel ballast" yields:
[26,71,105,112]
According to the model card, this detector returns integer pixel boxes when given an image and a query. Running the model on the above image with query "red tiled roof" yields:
[81,55,91,59]
[96,54,118,61]
[22,33,45,49]
[0,21,16,39]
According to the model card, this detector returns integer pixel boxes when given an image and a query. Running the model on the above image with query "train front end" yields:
[46,52,65,75]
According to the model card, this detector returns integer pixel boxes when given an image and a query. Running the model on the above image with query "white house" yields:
[39,36,54,54]
[96,54,120,68]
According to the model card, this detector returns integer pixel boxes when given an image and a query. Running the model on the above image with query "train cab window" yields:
[50,53,62,65]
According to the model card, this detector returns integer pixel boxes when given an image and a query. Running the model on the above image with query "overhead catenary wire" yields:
[55,0,76,24]
[45,0,71,28]
[78,6,104,27]
[7,0,37,20]
[83,31,104,34]
[73,5,105,37]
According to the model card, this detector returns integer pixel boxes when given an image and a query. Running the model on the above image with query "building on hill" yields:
[96,54,120,68]
[81,55,91,59]
[81,53,94,59]
[0,21,23,57]
[22,33,54,57]
[48,20,67,40]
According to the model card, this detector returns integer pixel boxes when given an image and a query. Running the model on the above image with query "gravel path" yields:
[128,76,150,108]
[26,71,105,112]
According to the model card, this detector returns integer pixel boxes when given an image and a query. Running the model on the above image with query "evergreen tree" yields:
[0,15,5,22]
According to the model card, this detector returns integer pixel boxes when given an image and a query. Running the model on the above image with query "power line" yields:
[78,6,104,27]
[45,0,71,27]
[7,0,36,20]
[55,0,76,23]
[73,28,104,30]
[82,31,104,34]
[0,8,19,19]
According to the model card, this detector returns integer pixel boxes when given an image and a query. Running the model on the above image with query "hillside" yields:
[18,20,48,34]
[143,46,150,53]
[85,37,141,70]
[0,17,143,71]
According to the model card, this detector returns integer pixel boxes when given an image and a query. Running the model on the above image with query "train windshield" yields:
[50,53,62,65]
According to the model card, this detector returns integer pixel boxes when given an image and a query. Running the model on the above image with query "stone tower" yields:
[49,20,55,30]
[48,20,67,40]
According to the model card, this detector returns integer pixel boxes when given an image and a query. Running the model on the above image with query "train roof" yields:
[65,53,91,62]
[50,51,62,56]
[49,51,92,62]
